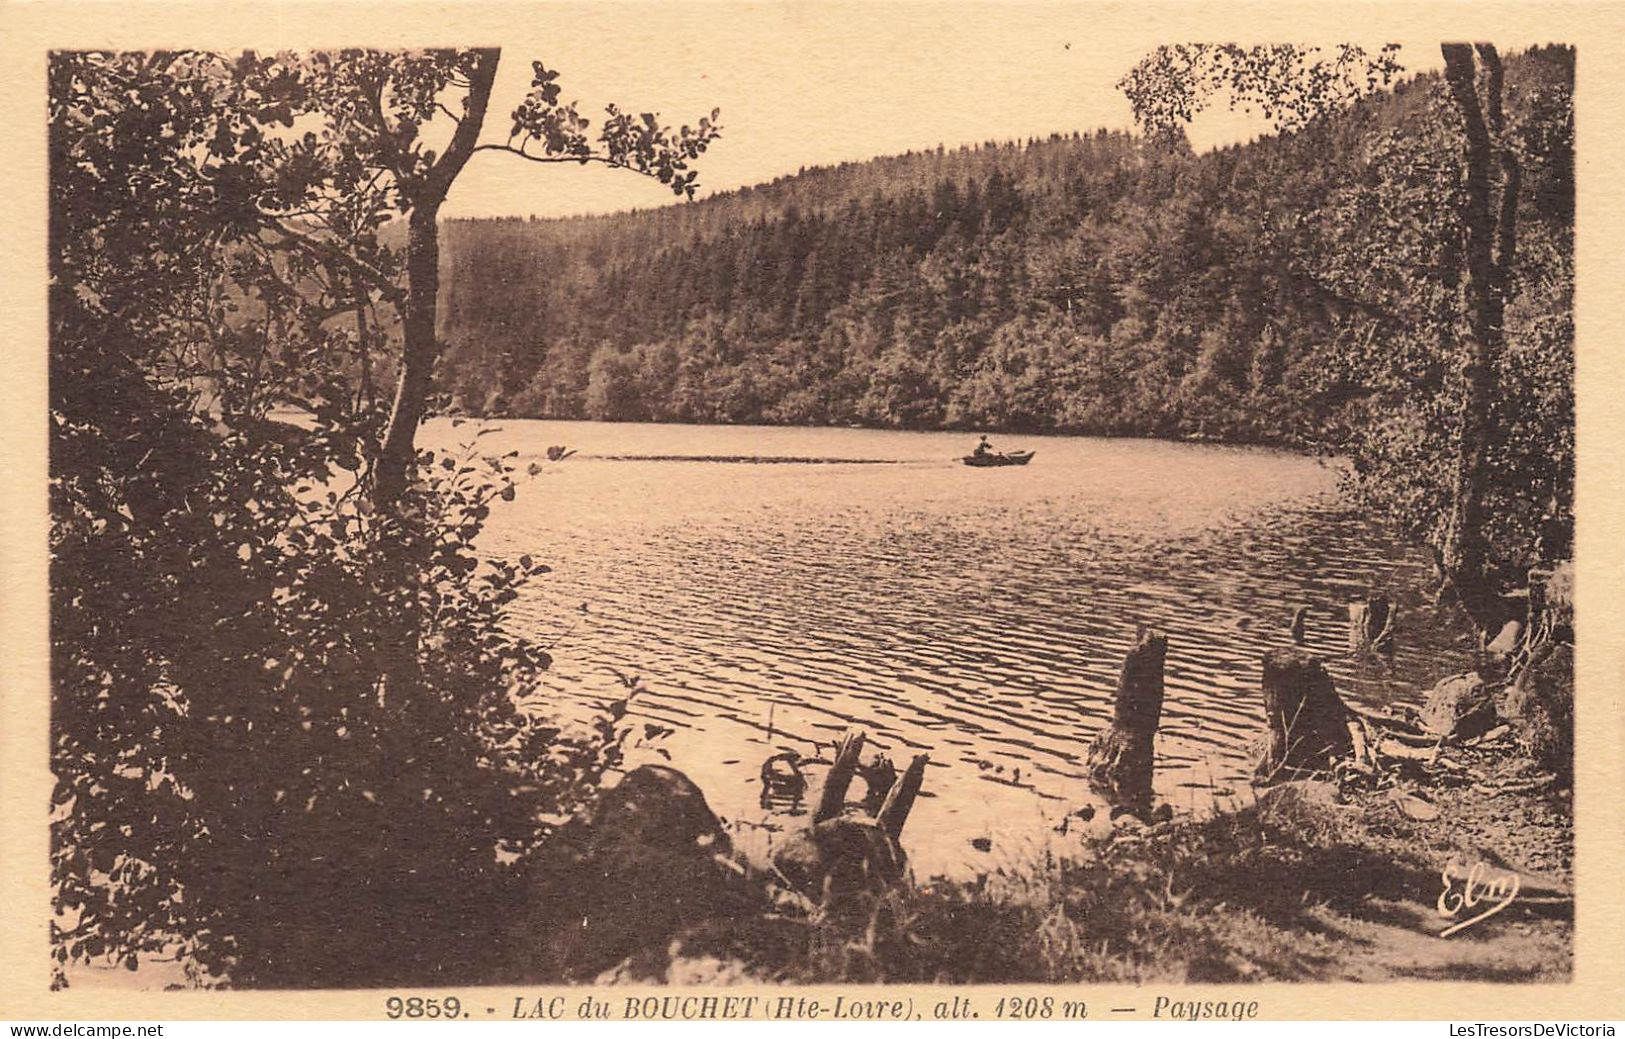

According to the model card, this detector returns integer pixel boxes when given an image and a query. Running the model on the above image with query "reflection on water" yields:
[439,419,1475,877]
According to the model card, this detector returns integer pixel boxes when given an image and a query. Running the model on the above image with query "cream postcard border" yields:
[2,0,1621,1021]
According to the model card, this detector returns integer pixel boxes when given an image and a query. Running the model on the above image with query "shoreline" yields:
[527,577,1576,986]
[65,732,1573,991]
[590,735,1573,986]
[437,411,1333,457]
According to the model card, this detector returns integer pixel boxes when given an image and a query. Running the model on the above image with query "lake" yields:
[443,419,1474,877]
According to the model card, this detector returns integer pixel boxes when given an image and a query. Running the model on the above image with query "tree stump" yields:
[1256,648,1354,782]
[877,753,928,839]
[856,754,898,816]
[771,816,907,908]
[814,730,867,824]
[773,734,926,910]
[1085,628,1167,810]
[1347,596,1395,657]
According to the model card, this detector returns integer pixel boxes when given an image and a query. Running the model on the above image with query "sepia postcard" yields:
[2,0,1624,1024]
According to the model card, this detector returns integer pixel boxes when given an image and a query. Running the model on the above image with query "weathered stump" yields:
[1348,595,1395,657]
[774,732,927,910]
[1289,605,1310,646]
[1085,628,1167,810]
[814,730,867,823]
[877,753,928,839]
[772,816,907,906]
[1257,648,1354,781]
[856,754,898,816]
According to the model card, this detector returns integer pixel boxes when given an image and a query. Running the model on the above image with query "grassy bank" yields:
[602,739,1572,985]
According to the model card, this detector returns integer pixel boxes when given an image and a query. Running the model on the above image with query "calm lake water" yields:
[437,419,1474,877]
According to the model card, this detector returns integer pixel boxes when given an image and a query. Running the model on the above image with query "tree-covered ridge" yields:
[439,45,1572,608]
[437,47,1569,455]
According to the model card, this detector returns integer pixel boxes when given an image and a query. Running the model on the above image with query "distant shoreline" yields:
[442,411,1332,457]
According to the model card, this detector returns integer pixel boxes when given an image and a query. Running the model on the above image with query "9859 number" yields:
[385,996,463,1020]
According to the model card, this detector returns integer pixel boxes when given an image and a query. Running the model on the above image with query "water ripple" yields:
[447,419,1477,875]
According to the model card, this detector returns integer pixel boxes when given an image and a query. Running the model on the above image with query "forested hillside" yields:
[437,46,1571,454]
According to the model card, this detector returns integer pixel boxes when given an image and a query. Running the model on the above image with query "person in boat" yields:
[973,434,995,458]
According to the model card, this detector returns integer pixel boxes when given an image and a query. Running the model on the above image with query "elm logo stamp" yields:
[1438,860,1521,937]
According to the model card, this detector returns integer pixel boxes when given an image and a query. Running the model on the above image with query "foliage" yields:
[51,327,589,984]
[1117,43,1404,139]
[1315,65,1574,581]
[439,128,1335,442]
[48,48,714,987]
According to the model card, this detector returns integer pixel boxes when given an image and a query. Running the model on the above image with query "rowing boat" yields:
[961,450,1035,467]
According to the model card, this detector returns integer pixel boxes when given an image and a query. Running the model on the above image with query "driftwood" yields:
[1378,739,1439,762]
[1348,595,1395,657]
[1344,701,1429,738]
[775,729,928,907]
[759,751,808,810]
[1257,647,1357,781]
[1085,628,1167,810]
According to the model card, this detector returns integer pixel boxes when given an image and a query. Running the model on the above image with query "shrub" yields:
[50,297,619,987]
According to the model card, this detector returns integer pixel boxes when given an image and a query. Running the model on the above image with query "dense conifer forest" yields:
[437,47,1571,460]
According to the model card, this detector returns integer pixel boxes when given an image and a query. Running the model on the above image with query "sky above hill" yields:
[436,4,1459,220]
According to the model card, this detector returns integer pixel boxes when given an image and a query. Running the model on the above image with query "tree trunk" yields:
[776,733,920,908]
[1478,45,1521,324]
[373,206,441,507]
[1085,627,1167,808]
[367,50,501,715]
[373,49,501,509]
[1438,43,1517,634]
[1256,647,1353,781]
